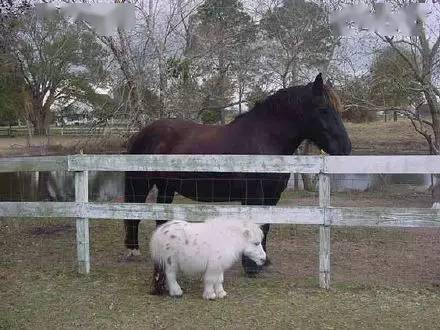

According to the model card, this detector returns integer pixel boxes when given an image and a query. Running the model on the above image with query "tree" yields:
[369,46,423,121]
[336,1,440,201]
[376,7,440,201]
[260,0,337,88]
[11,10,109,135]
[0,70,24,126]
[188,0,256,123]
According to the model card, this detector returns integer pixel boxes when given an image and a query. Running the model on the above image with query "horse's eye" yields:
[254,242,260,246]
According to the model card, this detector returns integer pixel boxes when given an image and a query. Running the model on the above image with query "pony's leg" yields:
[165,261,183,297]
[203,268,222,300]
[124,171,149,257]
[213,272,227,298]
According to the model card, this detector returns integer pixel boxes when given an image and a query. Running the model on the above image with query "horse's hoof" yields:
[119,249,141,262]
[127,248,141,257]
[244,265,263,277]
[264,258,272,267]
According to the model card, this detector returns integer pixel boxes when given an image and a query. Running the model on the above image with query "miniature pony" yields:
[150,218,266,299]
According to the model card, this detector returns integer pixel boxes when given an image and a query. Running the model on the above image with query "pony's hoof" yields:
[203,291,216,300]
[169,286,183,297]
[216,290,227,298]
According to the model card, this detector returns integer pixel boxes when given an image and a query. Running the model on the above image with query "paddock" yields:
[1,154,440,328]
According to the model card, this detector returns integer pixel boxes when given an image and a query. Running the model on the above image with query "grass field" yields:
[2,188,440,329]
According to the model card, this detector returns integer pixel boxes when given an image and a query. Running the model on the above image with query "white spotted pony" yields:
[150,218,266,299]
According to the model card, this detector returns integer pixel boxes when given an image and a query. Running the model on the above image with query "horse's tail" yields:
[150,261,167,295]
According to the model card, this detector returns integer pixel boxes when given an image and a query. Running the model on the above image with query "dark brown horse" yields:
[124,73,351,292]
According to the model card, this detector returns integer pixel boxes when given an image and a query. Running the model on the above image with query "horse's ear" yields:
[313,73,324,95]
[243,229,250,239]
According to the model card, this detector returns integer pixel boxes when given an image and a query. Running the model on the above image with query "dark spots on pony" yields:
[185,239,189,245]
[167,256,172,265]
[170,235,176,239]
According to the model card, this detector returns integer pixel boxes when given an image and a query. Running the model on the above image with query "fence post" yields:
[75,170,90,274]
[319,171,331,289]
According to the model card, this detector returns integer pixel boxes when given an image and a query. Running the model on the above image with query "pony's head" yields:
[301,73,351,155]
[241,222,266,266]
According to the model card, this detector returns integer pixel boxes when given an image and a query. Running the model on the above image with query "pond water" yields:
[0,172,434,202]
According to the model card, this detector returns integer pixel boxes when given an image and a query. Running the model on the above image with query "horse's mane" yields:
[233,83,343,123]
[326,87,344,114]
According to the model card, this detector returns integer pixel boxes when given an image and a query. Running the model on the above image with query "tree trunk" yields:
[432,174,440,203]
[31,109,49,136]
[424,89,440,203]
[301,140,318,192]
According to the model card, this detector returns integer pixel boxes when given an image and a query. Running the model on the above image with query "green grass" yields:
[2,266,440,329]
[2,217,440,329]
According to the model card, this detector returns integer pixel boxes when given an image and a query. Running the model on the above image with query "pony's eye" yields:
[254,242,260,246]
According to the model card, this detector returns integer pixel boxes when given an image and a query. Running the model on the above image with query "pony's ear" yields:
[313,73,324,95]
[243,229,250,239]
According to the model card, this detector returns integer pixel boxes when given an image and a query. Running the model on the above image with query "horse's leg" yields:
[152,182,176,293]
[155,181,175,228]
[124,171,149,257]
[203,268,221,300]
[213,272,227,299]
[241,199,278,275]
[164,258,183,297]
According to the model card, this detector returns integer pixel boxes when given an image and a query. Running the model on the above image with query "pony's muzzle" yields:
[256,257,266,266]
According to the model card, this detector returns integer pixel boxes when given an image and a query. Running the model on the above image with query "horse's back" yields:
[128,119,227,155]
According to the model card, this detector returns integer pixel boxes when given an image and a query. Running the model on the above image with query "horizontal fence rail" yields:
[1,203,439,228]
[1,154,439,288]
[1,154,440,173]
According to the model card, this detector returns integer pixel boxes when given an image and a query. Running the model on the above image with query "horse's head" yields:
[302,73,352,155]
[241,222,266,266]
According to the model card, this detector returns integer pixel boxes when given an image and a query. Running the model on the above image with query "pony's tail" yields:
[150,261,167,295]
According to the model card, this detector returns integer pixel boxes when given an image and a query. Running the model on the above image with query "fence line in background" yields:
[0,126,137,137]
[1,154,440,289]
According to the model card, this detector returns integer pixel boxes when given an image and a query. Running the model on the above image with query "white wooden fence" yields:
[1,154,440,289]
